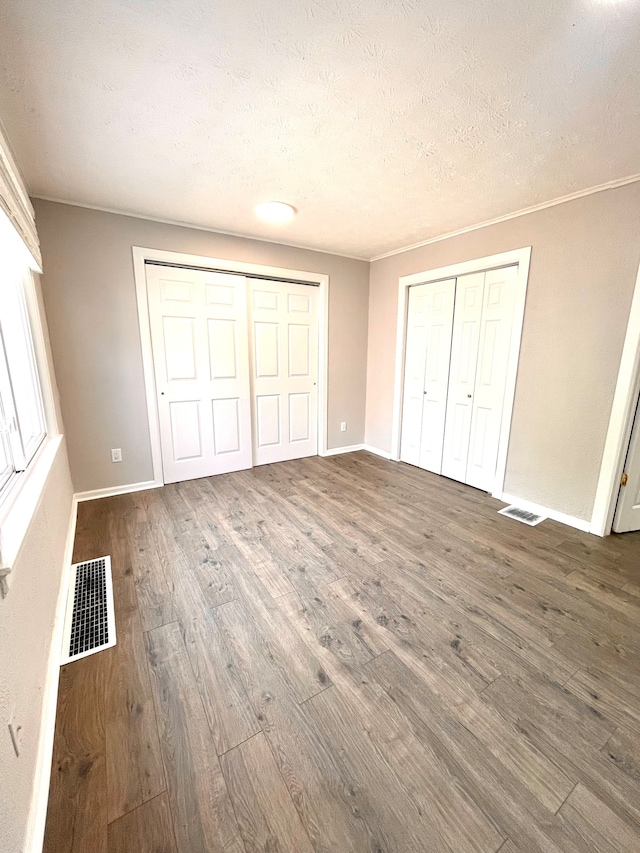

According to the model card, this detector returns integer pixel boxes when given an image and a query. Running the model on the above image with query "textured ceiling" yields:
[1,0,640,259]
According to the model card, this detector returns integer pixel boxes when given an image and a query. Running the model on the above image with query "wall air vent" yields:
[61,556,116,664]
[498,505,547,526]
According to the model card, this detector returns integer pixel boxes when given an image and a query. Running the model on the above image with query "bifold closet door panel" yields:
[418,279,455,473]
[441,272,485,484]
[399,278,456,472]
[465,266,517,491]
[613,393,640,531]
[249,279,318,465]
[400,283,431,467]
[146,265,253,484]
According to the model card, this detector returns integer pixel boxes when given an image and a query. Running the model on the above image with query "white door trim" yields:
[390,247,532,499]
[132,246,330,486]
[590,256,640,536]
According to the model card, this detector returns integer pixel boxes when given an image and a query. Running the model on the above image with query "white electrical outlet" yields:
[111,448,122,463]
[340,421,347,432]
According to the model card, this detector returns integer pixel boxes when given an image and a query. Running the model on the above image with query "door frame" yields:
[590,256,640,535]
[132,246,330,487]
[390,246,532,500]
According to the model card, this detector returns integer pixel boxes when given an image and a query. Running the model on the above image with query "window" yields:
[0,210,46,502]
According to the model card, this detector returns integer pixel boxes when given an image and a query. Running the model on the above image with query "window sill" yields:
[0,434,63,595]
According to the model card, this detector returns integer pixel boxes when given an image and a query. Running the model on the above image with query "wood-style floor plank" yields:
[127,519,176,632]
[44,451,640,853]
[105,574,165,823]
[603,726,640,783]
[220,732,315,853]
[556,783,640,853]
[107,793,176,853]
[145,621,244,853]
[172,569,261,755]
[44,654,107,853]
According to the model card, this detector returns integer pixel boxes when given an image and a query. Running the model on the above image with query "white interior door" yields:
[400,279,455,471]
[419,280,456,473]
[249,279,318,465]
[400,284,430,466]
[441,272,485,483]
[465,266,517,491]
[613,396,640,532]
[147,264,253,484]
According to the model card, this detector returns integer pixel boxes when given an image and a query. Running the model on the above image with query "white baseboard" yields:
[362,444,394,460]
[75,479,161,502]
[499,492,591,533]
[323,444,365,457]
[24,496,78,853]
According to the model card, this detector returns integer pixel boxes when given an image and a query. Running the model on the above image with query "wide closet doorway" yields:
[145,261,319,484]
[398,252,529,496]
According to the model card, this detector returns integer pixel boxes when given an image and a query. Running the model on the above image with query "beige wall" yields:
[33,187,640,521]
[33,200,370,493]
[0,443,74,852]
[366,183,640,522]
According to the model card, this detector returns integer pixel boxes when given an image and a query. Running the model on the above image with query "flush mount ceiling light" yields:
[255,201,296,222]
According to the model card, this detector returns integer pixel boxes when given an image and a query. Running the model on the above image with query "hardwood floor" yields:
[43,451,640,853]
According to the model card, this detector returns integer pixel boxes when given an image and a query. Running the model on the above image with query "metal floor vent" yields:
[61,556,116,664]
[498,505,547,526]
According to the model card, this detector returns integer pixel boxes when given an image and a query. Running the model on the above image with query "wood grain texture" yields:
[603,726,640,783]
[454,696,575,813]
[127,518,176,632]
[106,575,165,822]
[145,621,243,853]
[557,783,640,853]
[220,732,315,853]
[44,451,640,853]
[44,654,107,853]
[172,569,261,755]
[107,793,176,853]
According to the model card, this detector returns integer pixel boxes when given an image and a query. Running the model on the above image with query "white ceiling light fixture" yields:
[255,201,296,223]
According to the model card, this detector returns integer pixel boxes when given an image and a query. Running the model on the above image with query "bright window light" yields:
[0,210,46,501]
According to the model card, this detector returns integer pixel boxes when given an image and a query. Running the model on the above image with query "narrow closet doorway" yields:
[399,262,522,494]
[145,262,319,485]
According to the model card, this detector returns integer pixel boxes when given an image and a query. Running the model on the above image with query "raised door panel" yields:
[206,283,235,307]
[288,325,311,377]
[212,398,242,455]
[254,323,280,378]
[465,266,517,491]
[208,320,238,380]
[160,279,194,305]
[256,395,281,448]
[163,317,198,382]
[289,393,311,443]
[169,400,203,462]
[249,280,318,465]
[441,272,485,484]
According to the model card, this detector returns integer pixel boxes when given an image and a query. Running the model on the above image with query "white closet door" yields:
[400,279,455,471]
[147,265,252,484]
[249,279,318,465]
[465,266,517,491]
[419,280,455,472]
[441,272,485,483]
[613,396,640,532]
[400,284,430,466]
